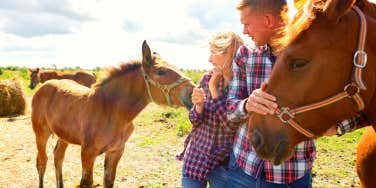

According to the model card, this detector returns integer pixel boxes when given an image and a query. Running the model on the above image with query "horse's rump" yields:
[32,79,90,144]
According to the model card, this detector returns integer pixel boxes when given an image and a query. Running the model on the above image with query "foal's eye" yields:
[289,59,310,70]
[157,70,166,76]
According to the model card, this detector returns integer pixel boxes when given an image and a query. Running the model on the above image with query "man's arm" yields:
[226,46,250,123]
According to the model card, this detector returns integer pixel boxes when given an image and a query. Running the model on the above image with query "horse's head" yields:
[141,41,195,109]
[29,68,40,89]
[249,0,376,165]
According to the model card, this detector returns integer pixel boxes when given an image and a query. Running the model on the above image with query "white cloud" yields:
[0,0,242,70]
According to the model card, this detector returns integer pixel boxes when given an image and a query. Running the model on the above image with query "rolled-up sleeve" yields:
[227,46,249,122]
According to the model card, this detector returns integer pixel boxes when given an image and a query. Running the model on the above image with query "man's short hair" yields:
[236,0,287,15]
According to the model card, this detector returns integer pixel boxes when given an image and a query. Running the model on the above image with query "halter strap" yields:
[352,6,368,90]
[141,66,191,106]
[274,6,367,138]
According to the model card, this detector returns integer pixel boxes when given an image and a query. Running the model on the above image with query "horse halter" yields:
[275,6,368,138]
[140,66,191,106]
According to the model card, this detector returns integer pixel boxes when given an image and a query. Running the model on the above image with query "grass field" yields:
[0,67,364,187]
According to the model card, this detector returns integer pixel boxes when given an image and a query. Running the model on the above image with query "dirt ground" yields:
[0,99,185,188]
[0,98,361,188]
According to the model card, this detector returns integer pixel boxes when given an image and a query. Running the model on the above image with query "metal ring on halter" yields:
[277,107,295,123]
[163,86,170,93]
[353,50,367,68]
[344,83,360,97]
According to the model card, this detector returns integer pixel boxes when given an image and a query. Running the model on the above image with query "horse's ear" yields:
[323,0,355,22]
[142,40,154,67]
[36,68,40,72]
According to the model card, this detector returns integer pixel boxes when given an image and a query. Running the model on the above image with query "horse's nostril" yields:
[251,130,265,150]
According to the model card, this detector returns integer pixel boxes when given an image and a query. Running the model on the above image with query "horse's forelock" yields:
[272,1,322,52]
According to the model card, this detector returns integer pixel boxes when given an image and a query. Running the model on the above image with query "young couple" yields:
[177,0,369,187]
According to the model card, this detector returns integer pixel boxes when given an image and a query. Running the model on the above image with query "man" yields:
[226,0,366,187]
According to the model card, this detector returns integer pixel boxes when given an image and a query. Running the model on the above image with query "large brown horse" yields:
[31,41,195,188]
[29,68,96,89]
[247,0,376,186]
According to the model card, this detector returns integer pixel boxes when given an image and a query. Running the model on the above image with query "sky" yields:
[1,0,374,70]
[0,0,244,70]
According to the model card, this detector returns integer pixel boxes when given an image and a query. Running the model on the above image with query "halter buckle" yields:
[353,50,367,68]
[277,107,295,123]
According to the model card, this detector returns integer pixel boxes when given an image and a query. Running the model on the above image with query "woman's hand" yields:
[192,87,205,113]
[209,67,223,99]
[245,83,278,115]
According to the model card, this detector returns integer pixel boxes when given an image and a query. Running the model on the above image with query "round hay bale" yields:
[0,77,26,116]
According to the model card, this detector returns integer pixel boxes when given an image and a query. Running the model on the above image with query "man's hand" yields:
[245,83,278,115]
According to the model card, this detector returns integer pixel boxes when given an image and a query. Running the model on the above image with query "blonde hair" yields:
[209,31,244,69]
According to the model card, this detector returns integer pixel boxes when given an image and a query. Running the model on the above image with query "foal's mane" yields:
[93,60,141,88]
[272,0,376,52]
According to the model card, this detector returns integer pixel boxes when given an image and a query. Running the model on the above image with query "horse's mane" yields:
[94,60,141,87]
[272,0,375,52]
[356,0,376,17]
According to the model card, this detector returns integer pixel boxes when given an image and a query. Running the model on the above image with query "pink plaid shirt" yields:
[226,44,316,184]
[177,73,239,182]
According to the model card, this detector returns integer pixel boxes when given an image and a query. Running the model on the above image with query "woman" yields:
[176,31,244,188]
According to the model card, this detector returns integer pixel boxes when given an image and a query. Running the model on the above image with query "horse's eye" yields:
[157,70,166,76]
[289,59,309,70]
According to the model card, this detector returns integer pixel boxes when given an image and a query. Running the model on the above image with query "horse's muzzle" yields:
[250,128,292,165]
[180,88,193,110]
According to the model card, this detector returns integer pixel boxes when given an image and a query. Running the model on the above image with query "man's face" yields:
[240,6,272,46]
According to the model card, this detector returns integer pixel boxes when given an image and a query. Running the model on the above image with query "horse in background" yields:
[31,41,195,188]
[246,0,375,186]
[28,68,96,89]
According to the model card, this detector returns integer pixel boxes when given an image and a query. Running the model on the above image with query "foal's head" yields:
[140,41,195,109]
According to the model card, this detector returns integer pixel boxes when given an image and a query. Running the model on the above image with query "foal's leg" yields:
[103,123,134,188]
[54,139,68,188]
[34,126,51,188]
[103,147,125,188]
[80,148,98,188]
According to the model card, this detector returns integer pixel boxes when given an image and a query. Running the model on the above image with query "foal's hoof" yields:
[75,182,100,188]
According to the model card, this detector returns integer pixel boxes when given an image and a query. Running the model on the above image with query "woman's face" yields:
[208,50,229,70]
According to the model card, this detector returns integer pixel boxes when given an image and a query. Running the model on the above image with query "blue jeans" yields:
[227,152,312,188]
[182,165,228,188]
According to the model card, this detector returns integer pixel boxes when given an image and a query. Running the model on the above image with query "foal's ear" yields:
[323,0,355,22]
[142,40,154,67]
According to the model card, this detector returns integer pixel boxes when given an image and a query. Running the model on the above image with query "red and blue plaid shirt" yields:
[176,73,239,182]
[226,44,316,184]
